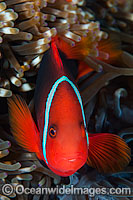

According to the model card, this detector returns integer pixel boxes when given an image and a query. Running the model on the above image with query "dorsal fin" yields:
[51,40,64,70]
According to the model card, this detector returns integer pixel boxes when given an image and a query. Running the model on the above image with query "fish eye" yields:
[49,126,57,138]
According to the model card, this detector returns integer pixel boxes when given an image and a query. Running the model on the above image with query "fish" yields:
[8,38,131,176]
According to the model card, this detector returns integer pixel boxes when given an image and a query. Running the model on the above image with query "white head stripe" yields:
[42,76,89,164]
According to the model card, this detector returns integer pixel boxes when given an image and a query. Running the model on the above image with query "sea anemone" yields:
[0,1,18,97]
[0,0,108,97]
[86,0,133,52]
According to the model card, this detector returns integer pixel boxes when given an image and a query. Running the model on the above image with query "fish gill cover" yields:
[0,0,133,199]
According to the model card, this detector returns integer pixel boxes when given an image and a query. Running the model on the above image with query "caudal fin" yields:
[87,133,131,173]
[8,95,41,159]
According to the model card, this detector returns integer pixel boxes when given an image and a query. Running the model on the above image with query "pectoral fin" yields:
[87,133,131,173]
[8,95,41,159]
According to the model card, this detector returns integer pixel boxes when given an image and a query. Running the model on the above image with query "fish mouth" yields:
[47,153,87,176]
[59,153,87,163]
[61,156,85,163]
[67,158,76,162]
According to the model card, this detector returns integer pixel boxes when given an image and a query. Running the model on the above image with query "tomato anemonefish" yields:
[8,40,131,176]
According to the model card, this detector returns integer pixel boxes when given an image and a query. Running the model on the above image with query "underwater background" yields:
[0,0,133,199]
